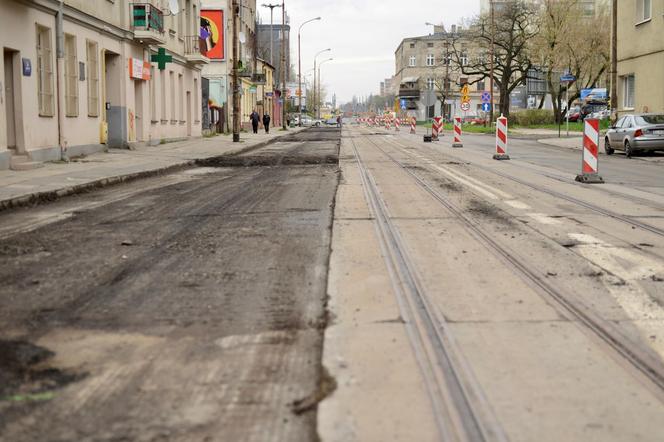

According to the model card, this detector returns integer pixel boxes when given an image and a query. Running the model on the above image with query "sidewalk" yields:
[0,129,303,211]
[537,136,584,150]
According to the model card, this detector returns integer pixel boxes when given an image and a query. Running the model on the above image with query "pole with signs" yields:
[560,73,576,138]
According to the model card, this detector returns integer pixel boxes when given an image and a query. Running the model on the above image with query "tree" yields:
[534,0,610,122]
[451,1,540,118]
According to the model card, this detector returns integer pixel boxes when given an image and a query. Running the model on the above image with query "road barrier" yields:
[452,117,463,148]
[432,117,443,141]
[410,117,416,134]
[395,118,400,132]
[493,115,510,160]
[575,118,604,184]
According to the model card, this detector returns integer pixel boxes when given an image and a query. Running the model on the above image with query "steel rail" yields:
[385,134,664,238]
[364,134,664,393]
[349,134,508,442]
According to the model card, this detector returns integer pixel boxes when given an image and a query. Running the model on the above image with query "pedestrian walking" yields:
[263,113,271,134]
[250,110,260,134]
[336,116,342,128]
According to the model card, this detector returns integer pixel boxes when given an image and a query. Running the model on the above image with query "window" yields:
[426,78,435,90]
[409,43,415,48]
[170,71,175,121]
[427,42,434,48]
[64,34,78,116]
[426,54,435,66]
[623,74,635,108]
[636,0,651,23]
[460,51,468,66]
[86,40,99,117]
[444,78,451,91]
[408,56,416,67]
[477,81,485,91]
[150,67,156,122]
[36,25,54,116]
[442,53,451,65]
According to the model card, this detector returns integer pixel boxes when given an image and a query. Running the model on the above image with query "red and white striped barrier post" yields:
[452,117,463,148]
[395,118,400,132]
[575,118,604,183]
[410,117,416,134]
[493,115,510,160]
[386,118,391,130]
[431,117,442,141]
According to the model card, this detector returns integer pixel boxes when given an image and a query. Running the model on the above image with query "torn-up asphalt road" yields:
[0,128,341,442]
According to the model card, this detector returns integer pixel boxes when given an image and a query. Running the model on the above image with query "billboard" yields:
[201,10,224,60]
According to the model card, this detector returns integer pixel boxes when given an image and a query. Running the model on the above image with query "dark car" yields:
[605,114,664,158]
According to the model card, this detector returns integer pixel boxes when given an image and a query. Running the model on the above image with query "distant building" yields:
[380,77,394,97]
[0,0,208,169]
[480,0,602,16]
[394,24,488,121]
[256,21,291,88]
[617,0,664,116]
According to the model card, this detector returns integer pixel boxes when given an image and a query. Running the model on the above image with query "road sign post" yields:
[560,73,576,138]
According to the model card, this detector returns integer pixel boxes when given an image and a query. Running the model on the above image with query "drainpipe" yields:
[56,0,68,160]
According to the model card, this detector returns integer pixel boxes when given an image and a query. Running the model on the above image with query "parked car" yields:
[461,115,486,125]
[604,114,664,158]
[565,106,582,122]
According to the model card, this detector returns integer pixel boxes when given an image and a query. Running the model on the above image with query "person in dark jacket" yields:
[250,110,260,134]
[263,113,271,134]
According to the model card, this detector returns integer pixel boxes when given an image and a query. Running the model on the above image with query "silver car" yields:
[605,114,664,158]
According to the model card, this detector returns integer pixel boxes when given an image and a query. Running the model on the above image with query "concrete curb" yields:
[0,130,303,213]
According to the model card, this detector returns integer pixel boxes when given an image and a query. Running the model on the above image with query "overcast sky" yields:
[258,0,480,104]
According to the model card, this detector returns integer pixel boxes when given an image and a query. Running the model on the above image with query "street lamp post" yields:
[313,48,331,120]
[298,17,321,126]
[318,58,333,119]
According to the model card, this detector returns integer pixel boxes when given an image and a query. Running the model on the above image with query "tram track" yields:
[349,135,508,442]
[384,133,664,238]
[358,132,664,394]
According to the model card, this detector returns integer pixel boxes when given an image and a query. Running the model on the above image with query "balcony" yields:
[252,73,266,85]
[132,3,166,45]
[399,88,420,98]
[183,36,209,65]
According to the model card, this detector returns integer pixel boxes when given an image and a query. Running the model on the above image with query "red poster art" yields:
[200,10,224,60]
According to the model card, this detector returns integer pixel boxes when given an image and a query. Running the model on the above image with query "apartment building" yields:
[0,0,208,170]
[617,0,664,116]
[394,25,487,121]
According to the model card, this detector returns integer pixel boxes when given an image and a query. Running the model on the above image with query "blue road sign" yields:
[481,91,491,103]
[481,103,491,112]
[560,74,576,82]
[400,99,407,110]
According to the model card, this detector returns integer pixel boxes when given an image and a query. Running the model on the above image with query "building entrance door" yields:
[3,49,17,150]
[104,51,125,148]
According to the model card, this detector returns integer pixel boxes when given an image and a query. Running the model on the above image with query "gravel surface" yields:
[0,128,341,442]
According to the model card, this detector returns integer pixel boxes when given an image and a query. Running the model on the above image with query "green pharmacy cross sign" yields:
[151,48,172,70]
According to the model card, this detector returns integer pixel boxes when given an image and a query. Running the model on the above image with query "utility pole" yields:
[232,0,240,142]
[489,0,495,124]
[610,0,618,122]
[280,0,287,130]
[261,4,281,67]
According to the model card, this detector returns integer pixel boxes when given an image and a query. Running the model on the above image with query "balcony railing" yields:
[252,73,266,85]
[131,3,165,45]
[183,36,209,64]
[399,88,420,98]
[132,3,164,33]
